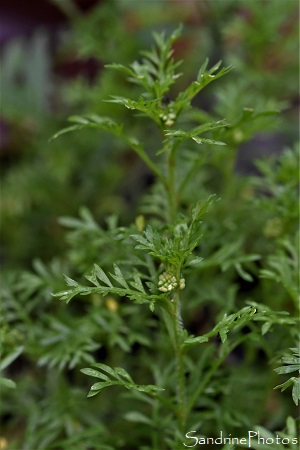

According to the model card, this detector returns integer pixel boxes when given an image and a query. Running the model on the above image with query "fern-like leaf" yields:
[81,363,164,397]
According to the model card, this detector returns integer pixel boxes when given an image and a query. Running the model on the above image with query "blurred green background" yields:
[1,0,298,267]
[0,1,299,449]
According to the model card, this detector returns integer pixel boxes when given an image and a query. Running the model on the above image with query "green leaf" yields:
[51,113,166,183]
[88,381,119,396]
[185,256,204,266]
[92,363,119,378]
[54,262,163,307]
[292,378,300,406]
[0,377,16,389]
[206,306,258,343]
[281,356,300,365]
[131,234,151,247]
[261,322,272,335]
[274,346,300,405]
[129,273,146,293]
[274,365,300,375]
[124,411,153,425]
[260,236,299,303]
[109,264,129,289]
[81,363,164,398]
[93,264,113,287]
[80,368,109,381]
[163,120,227,149]
[182,335,209,350]
[286,416,297,437]
[274,377,300,406]
[132,195,216,269]
[0,346,23,371]
[114,367,134,383]
[105,96,162,125]
[64,275,79,287]
[191,137,226,145]
[274,378,294,391]
[50,115,123,141]
[175,61,232,111]
[104,63,134,76]
[221,253,261,282]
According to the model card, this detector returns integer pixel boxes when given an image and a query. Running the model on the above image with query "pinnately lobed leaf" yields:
[81,363,164,398]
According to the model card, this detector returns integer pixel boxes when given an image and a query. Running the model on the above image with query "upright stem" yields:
[162,137,188,439]
[172,291,187,435]
[166,143,178,223]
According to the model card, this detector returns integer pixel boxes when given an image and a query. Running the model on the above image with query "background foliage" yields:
[1,1,299,449]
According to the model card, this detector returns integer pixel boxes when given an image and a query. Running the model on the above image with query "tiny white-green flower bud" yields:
[165,119,174,126]
[179,278,185,290]
[158,271,178,292]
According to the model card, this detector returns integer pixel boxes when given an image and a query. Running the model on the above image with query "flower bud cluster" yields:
[159,108,176,127]
[158,271,185,293]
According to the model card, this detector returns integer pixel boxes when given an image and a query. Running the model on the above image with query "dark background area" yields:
[0,1,299,449]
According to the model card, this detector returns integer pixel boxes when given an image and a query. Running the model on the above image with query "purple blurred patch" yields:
[0,0,100,44]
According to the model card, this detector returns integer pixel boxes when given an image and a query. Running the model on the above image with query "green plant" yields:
[46,27,298,449]
[274,347,300,407]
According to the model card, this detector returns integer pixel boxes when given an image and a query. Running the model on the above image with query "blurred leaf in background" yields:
[0,1,299,449]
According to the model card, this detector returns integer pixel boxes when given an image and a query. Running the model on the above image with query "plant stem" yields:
[161,137,188,439]
[172,291,187,435]
[166,139,189,437]
[166,142,178,222]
